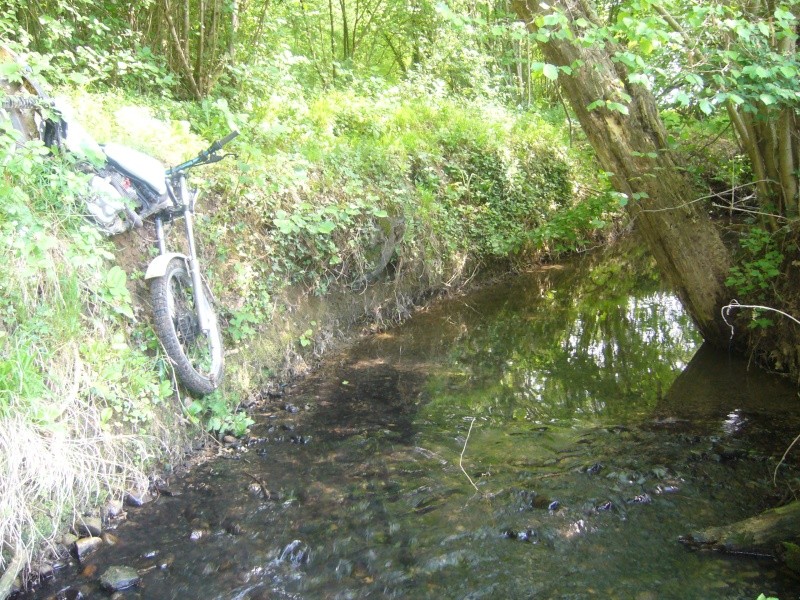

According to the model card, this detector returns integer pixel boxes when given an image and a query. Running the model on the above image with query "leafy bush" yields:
[725,228,784,302]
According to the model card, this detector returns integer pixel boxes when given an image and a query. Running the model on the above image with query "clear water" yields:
[31,252,800,599]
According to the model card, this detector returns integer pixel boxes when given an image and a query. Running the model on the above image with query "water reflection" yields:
[28,250,800,600]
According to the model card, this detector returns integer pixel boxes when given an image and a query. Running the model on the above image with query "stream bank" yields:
[22,249,800,599]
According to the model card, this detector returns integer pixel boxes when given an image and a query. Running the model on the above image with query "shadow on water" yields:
[28,249,800,600]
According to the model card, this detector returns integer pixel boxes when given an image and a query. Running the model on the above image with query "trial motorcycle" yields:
[1,57,234,395]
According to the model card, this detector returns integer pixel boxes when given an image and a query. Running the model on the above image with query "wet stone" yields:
[586,462,603,475]
[517,529,538,543]
[35,563,55,581]
[155,483,180,497]
[224,519,243,535]
[124,490,154,507]
[54,587,84,600]
[72,516,102,537]
[627,493,652,505]
[105,500,124,519]
[99,565,140,591]
[158,554,175,570]
[101,532,119,545]
[73,537,103,561]
[531,495,553,510]
[278,539,310,565]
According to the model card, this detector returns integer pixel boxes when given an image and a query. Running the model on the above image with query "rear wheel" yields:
[151,258,223,395]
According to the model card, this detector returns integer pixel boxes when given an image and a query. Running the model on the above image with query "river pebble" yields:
[73,537,102,561]
[124,490,153,507]
[104,499,124,518]
[72,517,102,537]
[278,540,310,565]
[99,565,140,591]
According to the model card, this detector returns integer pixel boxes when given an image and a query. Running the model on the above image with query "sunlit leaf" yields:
[542,63,559,81]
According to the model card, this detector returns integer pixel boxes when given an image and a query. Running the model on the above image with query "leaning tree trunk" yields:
[512,0,733,346]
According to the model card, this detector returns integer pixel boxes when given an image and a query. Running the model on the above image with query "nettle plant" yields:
[725,227,785,310]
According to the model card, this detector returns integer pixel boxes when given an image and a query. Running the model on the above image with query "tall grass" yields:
[0,129,176,579]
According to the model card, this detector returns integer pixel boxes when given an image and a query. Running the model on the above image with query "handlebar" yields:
[209,129,239,153]
[168,129,239,174]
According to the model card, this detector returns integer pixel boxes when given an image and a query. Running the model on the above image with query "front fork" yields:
[154,178,214,333]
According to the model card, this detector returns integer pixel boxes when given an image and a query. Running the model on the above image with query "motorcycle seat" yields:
[102,143,167,196]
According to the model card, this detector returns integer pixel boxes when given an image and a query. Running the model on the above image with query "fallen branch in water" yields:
[774,430,800,485]
[459,417,479,493]
[680,500,800,556]
[0,550,24,600]
[245,472,272,500]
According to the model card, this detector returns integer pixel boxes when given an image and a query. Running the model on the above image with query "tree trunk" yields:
[680,500,800,554]
[511,0,733,346]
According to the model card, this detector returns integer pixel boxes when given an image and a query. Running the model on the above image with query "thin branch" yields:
[721,299,800,340]
[459,417,480,493]
[638,180,777,213]
[774,429,800,485]
[162,0,203,99]
[710,202,788,222]
[0,550,25,600]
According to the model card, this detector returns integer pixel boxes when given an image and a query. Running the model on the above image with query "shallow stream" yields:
[33,252,800,599]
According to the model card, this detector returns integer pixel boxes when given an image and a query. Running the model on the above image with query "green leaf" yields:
[105,265,127,290]
[674,91,691,106]
[115,303,135,319]
[586,99,604,111]
[0,62,24,83]
[759,93,776,106]
[542,63,559,81]
[274,218,295,234]
[316,221,336,234]
[606,101,629,115]
[698,99,713,115]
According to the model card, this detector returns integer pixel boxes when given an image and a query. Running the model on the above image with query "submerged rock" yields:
[99,565,140,591]
[278,540,310,566]
[585,462,603,475]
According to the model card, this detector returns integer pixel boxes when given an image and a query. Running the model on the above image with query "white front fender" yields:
[145,252,187,280]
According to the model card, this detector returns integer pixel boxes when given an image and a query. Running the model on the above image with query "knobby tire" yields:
[151,258,223,396]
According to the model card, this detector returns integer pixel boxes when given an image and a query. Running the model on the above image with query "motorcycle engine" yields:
[86,173,135,235]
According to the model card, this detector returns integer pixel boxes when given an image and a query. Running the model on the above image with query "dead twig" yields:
[245,472,272,500]
[459,417,480,494]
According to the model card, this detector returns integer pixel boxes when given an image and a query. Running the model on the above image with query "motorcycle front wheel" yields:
[151,258,223,396]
